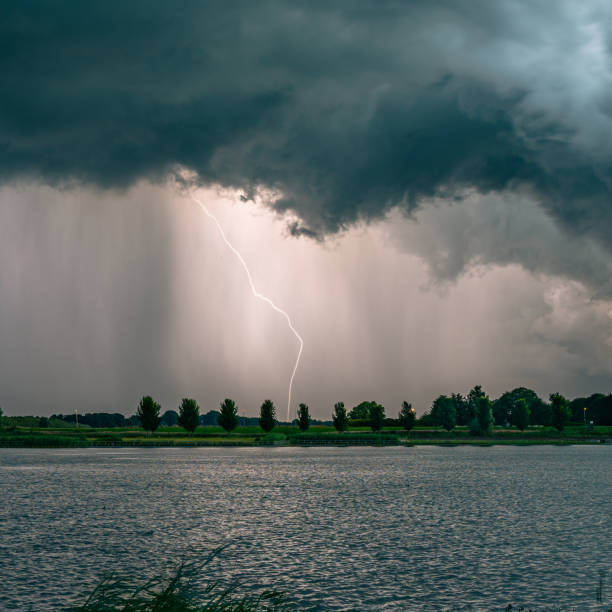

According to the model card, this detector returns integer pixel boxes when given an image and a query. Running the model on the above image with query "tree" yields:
[591,394,612,426]
[332,402,348,432]
[178,398,200,434]
[452,393,472,426]
[530,397,552,426]
[38,417,49,428]
[511,398,530,431]
[468,385,486,418]
[369,403,385,432]
[349,401,372,420]
[0,404,3,427]
[431,395,456,431]
[417,411,436,427]
[476,395,493,435]
[492,398,509,427]
[259,399,276,433]
[137,396,161,433]
[398,401,416,432]
[469,418,482,436]
[297,403,310,432]
[550,393,570,432]
[218,398,239,433]
[161,410,179,426]
[571,393,610,426]
[494,387,543,426]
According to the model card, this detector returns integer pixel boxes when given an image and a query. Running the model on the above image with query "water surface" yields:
[1,445,610,610]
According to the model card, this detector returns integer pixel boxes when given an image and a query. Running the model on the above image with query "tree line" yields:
[424,386,573,434]
[42,385,612,435]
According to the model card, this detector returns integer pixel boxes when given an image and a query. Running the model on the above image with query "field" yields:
[0,421,610,448]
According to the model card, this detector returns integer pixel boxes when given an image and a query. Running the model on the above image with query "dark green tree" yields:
[297,403,310,432]
[398,401,416,432]
[431,395,457,431]
[161,410,179,426]
[590,394,612,425]
[38,417,49,428]
[492,398,509,427]
[369,403,385,432]
[349,401,372,420]
[468,385,486,418]
[137,396,161,433]
[177,398,200,434]
[550,392,570,432]
[493,387,543,426]
[476,395,493,435]
[218,398,239,433]
[469,417,482,436]
[332,401,348,432]
[259,399,276,433]
[511,398,530,431]
[416,411,436,427]
[570,393,609,425]
[530,397,552,426]
[452,393,472,425]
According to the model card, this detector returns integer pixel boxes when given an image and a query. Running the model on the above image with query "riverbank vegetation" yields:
[0,422,610,448]
[1,385,611,448]
[74,558,292,612]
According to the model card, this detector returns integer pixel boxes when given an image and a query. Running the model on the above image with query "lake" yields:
[1,445,610,610]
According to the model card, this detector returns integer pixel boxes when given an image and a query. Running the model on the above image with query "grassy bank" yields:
[1,423,610,448]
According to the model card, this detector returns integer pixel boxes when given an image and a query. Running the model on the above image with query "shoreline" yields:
[1,423,610,449]
[0,435,610,449]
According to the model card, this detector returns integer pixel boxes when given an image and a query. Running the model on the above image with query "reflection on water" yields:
[1,446,610,610]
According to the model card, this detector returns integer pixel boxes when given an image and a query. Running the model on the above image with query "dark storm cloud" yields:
[2,1,612,254]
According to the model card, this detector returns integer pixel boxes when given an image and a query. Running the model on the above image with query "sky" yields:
[2,1,612,418]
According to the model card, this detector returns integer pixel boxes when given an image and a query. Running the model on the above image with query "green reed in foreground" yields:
[73,556,293,612]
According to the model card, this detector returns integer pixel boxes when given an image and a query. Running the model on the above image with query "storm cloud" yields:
[2,1,612,259]
[3,2,612,417]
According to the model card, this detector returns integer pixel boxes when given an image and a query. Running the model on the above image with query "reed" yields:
[73,555,293,612]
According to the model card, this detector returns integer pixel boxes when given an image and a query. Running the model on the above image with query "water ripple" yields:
[0,446,610,610]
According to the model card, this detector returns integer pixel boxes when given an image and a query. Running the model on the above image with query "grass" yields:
[1,422,610,448]
[0,433,91,447]
[73,554,293,612]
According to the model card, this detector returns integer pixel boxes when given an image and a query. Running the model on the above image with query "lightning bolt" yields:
[190,193,304,421]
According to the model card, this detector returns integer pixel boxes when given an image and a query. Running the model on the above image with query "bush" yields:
[0,434,89,448]
[469,418,482,436]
